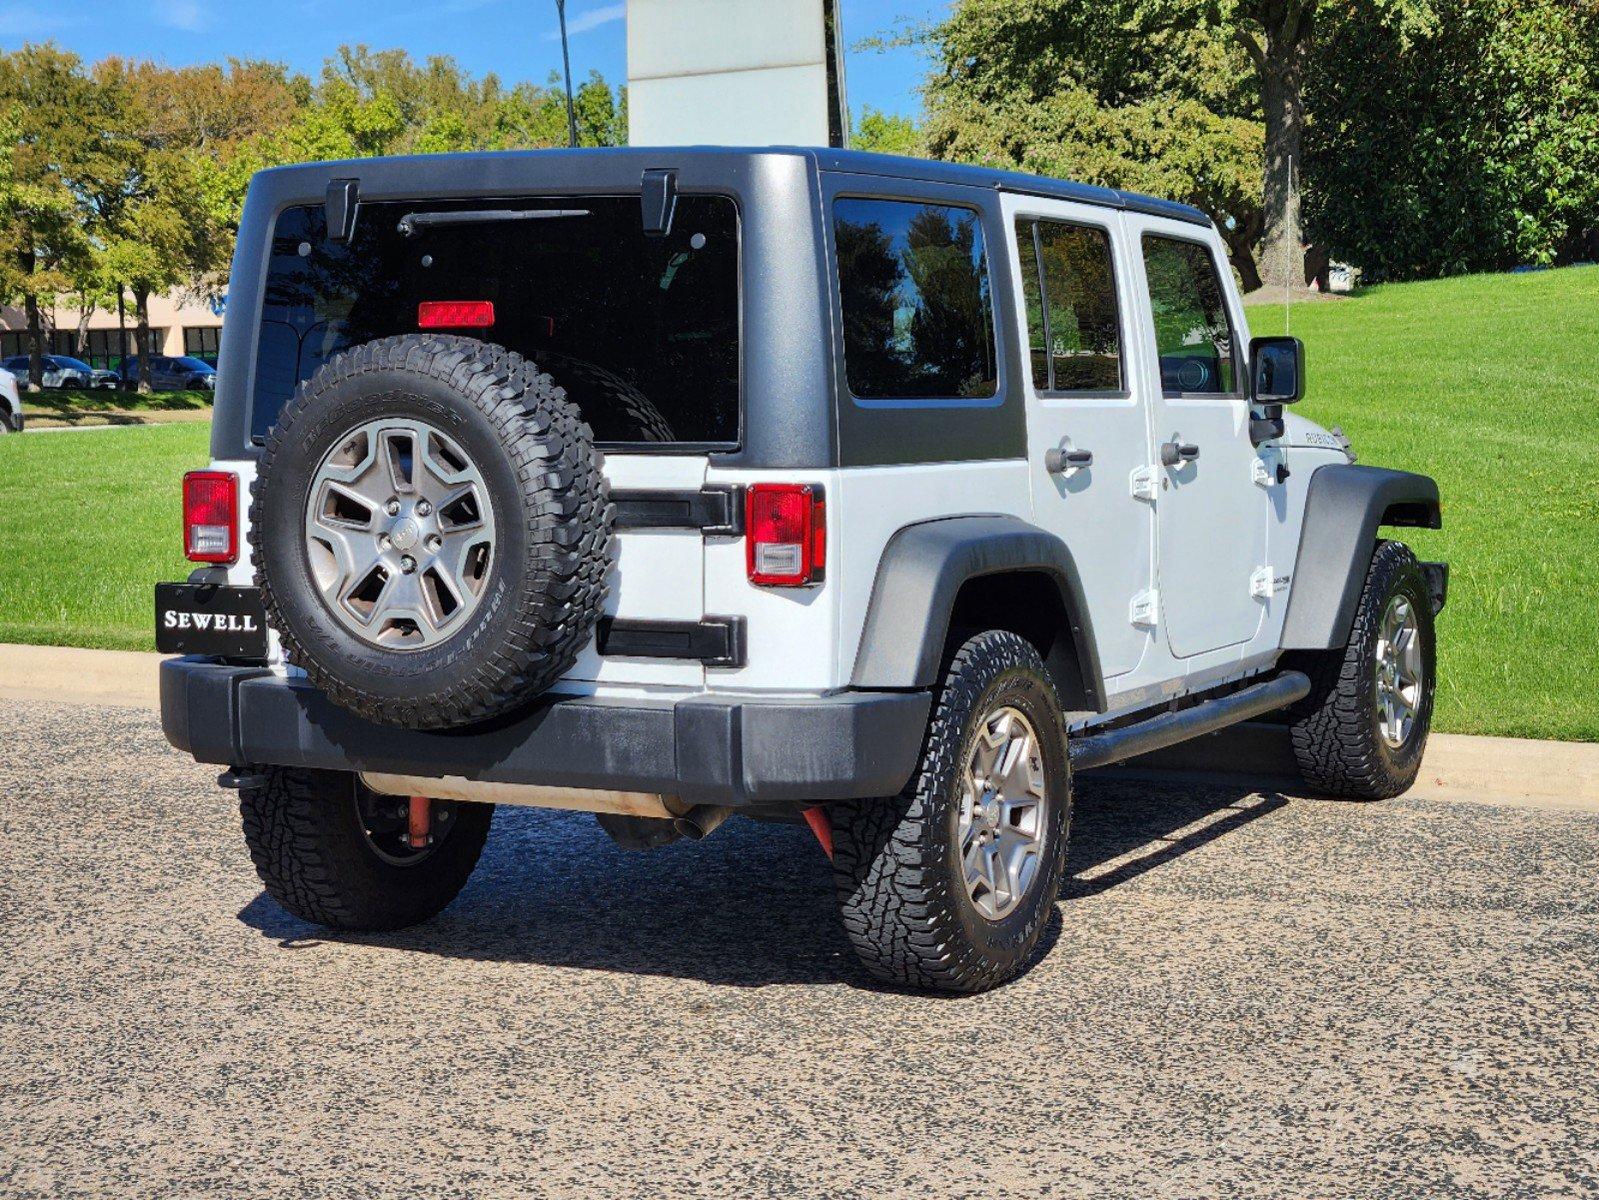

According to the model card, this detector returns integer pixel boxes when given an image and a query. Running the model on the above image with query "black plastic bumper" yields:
[160,657,931,806]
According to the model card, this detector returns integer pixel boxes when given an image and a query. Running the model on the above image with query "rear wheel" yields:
[1289,540,1437,799]
[239,767,494,931]
[830,631,1071,994]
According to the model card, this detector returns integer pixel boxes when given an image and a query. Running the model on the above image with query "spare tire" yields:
[250,334,612,730]
[526,350,678,444]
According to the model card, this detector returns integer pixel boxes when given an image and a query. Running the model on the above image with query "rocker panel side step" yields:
[1070,671,1312,771]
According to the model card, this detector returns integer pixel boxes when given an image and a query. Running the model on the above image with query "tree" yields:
[1305,0,1599,278]
[921,0,1431,290]
[0,46,99,390]
[84,60,222,392]
[854,106,922,157]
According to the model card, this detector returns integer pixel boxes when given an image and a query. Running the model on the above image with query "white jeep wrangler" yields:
[159,149,1445,993]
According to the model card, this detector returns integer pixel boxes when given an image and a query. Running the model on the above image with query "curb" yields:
[2,643,1596,813]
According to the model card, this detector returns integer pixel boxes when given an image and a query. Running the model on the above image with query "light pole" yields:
[555,0,579,148]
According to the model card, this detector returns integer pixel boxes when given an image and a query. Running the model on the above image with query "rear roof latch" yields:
[641,168,678,238]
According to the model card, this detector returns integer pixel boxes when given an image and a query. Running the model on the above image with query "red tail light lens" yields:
[746,483,825,586]
[417,300,495,329]
[183,470,238,563]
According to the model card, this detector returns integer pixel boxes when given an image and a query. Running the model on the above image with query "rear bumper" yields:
[160,657,931,806]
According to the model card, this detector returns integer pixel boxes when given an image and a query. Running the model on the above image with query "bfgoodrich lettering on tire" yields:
[829,630,1072,994]
[249,334,612,730]
[1289,539,1437,800]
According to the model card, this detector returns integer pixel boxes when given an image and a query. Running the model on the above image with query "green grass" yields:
[1250,265,1599,741]
[22,388,213,427]
[0,422,207,651]
[0,267,1594,739]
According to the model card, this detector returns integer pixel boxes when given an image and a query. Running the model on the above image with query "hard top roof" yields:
[255,145,1212,229]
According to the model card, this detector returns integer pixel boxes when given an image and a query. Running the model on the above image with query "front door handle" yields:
[1045,447,1094,475]
[1160,441,1200,467]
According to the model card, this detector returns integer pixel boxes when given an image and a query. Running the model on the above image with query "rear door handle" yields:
[1160,441,1200,467]
[1045,447,1094,474]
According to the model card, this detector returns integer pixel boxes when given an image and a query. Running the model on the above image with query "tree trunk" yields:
[134,287,153,395]
[75,303,95,361]
[1224,220,1265,293]
[23,292,43,392]
[1258,13,1311,291]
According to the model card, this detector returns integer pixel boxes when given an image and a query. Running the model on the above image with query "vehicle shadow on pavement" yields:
[236,775,1286,988]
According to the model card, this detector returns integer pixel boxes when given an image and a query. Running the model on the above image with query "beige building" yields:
[0,289,224,368]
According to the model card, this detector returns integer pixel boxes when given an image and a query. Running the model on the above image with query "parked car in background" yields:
[117,355,218,391]
[0,369,22,432]
[1,355,120,390]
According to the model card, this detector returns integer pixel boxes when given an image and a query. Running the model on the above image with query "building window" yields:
[184,326,221,364]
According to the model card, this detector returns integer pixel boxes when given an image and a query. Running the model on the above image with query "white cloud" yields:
[154,0,207,32]
[547,2,625,38]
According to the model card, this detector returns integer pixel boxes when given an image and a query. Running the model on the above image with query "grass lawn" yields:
[0,266,1593,740]
[1250,265,1599,742]
[22,388,213,427]
[0,422,207,651]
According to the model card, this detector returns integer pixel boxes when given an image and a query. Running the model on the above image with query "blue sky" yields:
[3,0,944,120]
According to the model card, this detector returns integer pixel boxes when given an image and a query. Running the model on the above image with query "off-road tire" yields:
[250,333,612,730]
[239,767,494,931]
[1289,540,1437,800]
[528,350,678,444]
[829,631,1071,994]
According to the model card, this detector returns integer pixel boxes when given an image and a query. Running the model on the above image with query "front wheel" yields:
[1289,540,1437,799]
[239,767,493,930]
[830,630,1071,994]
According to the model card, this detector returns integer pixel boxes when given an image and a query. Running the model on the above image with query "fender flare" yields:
[1280,464,1442,651]
[849,515,1106,711]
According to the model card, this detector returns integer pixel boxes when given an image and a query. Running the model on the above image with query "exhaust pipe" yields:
[672,804,733,841]
[360,771,687,819]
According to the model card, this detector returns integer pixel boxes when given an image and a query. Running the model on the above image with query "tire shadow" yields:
[236,774,1290,989]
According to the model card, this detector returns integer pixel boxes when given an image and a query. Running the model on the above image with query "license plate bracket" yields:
[155,583,269,658]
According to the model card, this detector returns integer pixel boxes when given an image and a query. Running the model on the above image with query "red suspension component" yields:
[408,796,432,849]
[801,805,833,861]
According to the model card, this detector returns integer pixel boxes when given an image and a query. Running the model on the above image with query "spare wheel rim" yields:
[303,416,497,651]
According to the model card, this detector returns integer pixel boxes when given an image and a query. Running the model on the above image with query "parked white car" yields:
[0,368,21,432]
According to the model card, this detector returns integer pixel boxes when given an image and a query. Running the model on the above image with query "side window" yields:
[834,197,998,401]
[1013,218,1123,392]
[1141,236,1237,396]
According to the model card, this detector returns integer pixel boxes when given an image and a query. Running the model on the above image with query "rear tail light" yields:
[183,470,238,563]
[746,483,825,587]
[417,300,495,329]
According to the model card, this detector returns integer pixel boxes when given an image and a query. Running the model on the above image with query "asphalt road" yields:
[2,698,1596,1199]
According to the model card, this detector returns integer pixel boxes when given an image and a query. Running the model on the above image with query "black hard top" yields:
[253,145,1212,228]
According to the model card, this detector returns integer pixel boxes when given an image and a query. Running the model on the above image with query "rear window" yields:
[251,194,740,445]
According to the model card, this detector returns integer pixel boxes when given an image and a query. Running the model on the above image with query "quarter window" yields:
[834,198,998,401]
[1141,236,1238,395]
[1013,219,1123,392]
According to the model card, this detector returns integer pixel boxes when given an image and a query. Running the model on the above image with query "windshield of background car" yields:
[251,194,741,446]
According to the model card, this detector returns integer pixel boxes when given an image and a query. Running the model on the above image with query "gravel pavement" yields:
[2,698,1596,1198]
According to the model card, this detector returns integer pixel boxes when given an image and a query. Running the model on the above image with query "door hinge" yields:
[1129,589,1160,627]
[1130,466,1160,502]
[1251,456,1273,487]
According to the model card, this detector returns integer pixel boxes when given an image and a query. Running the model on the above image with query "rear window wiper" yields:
[396,209,591,238]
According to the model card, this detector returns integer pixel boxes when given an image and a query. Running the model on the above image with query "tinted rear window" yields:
[833,198,997,401]
[252,195,740,445]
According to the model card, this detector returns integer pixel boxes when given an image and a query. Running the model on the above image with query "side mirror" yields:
[1249,335,1305,404]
